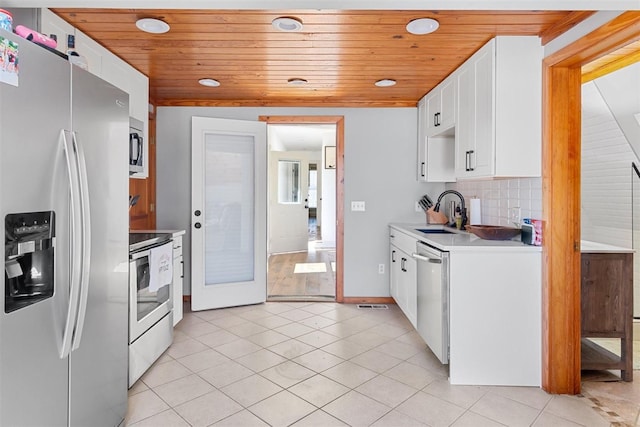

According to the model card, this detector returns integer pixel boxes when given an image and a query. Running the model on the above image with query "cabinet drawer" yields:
[172,236,183,258]
[389,227,416,255]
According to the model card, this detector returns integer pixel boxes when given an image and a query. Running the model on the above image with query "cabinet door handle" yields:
[465,151,470,171]
[391,250,396,263]
[421,162,426,177]
[401,257,406,272]
[468,150,475,171]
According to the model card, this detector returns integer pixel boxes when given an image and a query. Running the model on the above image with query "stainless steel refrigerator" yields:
[0,29,129,426]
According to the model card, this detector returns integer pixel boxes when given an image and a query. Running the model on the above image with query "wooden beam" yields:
[540,11,596,45]
[541,63,582,395]
[582,42,640,83]
[541,11,640,395]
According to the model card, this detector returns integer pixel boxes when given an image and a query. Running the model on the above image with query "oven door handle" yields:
[412,252,442,264]
[131,249,151,261]
[130,239,172,260]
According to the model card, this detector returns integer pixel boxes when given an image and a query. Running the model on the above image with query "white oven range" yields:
[128,232,174,387]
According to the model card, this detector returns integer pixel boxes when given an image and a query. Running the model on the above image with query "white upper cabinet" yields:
[74,30,104,76]
[39,8,74,55]
[455,36,543,179]
[425,78,456,137]
[417,97,427,181]
[40,9,150,178]
[417,73,457,183]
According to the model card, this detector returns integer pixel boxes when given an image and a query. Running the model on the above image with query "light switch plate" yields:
[351,201,365,211]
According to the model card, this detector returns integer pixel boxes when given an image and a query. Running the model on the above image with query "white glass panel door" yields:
[191,117,267,311]
[269,152,309,254]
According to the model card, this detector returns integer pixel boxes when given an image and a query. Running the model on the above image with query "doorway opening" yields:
[265,122,338,301]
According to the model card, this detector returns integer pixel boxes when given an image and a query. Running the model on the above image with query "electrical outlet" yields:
[378,263,385,274]
[351,201,366,211]
[510,206,521,224]
[415,201,422,212]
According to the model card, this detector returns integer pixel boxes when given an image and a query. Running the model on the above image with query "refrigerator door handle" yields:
[71,132,92,351]
[60,130,83,359]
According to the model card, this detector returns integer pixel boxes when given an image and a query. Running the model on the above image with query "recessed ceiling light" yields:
[272,16,303,32]
[375,79,396,87]
[287,78,308,85]
[135,18,170,34]
[406,18,439,35]
[199,78,220,87]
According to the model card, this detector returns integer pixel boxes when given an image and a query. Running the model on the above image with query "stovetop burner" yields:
[129,232,172,253]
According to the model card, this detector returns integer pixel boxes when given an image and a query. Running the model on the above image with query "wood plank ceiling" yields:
[52,9,591,107]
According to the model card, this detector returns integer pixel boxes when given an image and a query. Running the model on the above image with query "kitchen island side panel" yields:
[448,250,542,386]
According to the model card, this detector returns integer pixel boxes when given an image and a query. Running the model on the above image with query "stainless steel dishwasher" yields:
[412,241,449,364]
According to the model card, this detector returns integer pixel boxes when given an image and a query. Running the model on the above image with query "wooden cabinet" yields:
[129,108,156,230]
[389,228,417,327]
[580,251,633,381]
[455,36,542,179]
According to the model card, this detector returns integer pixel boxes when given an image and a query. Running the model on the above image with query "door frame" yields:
[260,115,345,302]
[542,11,640,394]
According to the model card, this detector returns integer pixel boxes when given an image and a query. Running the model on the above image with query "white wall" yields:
[581,81,636,248]
[156,107,443,297]
[589,62,640,159]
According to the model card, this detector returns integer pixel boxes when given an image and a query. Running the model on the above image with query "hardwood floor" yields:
[267,220,336,301]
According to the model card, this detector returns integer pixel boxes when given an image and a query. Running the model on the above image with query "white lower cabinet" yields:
[448,250,542,386]
[171,232,185,326]
[389,228,417,327]
[390,224,542,386]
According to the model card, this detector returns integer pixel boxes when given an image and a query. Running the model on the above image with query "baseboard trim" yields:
[342,297,396,305]
[182,295,395,305]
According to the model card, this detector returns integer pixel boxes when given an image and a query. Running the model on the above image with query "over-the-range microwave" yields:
[129,117,144,175]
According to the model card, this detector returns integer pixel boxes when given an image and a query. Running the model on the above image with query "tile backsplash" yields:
[447,178,542,226]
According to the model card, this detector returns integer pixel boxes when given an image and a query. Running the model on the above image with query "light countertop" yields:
[390,223,542,252]
[580,240,634,253]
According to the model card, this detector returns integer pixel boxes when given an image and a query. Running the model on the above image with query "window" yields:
[278,160,300,204]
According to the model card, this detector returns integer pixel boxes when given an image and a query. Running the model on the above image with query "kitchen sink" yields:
[415,228,455,234]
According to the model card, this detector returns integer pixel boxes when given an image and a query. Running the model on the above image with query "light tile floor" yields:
[126,302,638,426]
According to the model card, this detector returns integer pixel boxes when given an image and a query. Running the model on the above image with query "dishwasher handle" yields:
[412,252,442,264]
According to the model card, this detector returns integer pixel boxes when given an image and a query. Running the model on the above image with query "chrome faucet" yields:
[434,190,467,229]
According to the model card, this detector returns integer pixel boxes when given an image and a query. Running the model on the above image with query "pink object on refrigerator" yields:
[14,25,58,49]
